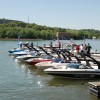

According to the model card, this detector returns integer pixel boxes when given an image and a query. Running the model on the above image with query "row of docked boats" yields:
[8,43,100,79]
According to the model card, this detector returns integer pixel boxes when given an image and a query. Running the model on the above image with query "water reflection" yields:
[45,76,100,100]
[8,54,17,59]
[46,76,100,86]
[15,58,100,87]
[15,58,47,75]
[15,59,38,74]
[14,58,50,87]
[8,58,100,100]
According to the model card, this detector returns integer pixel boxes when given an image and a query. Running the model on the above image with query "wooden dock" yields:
[88,82,100,98]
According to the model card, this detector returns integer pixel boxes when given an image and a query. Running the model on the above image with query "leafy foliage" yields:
[0,18,100,39]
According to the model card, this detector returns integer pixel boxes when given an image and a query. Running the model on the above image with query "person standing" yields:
[71,43,74,51]
[50,41,52,47]
[83,44,87,54]
[76,44,80,54]
[19,42,22,49]
[80,44,84,53]
[30,42,33,47]
[58,41,61,49]
[87,43,92,55]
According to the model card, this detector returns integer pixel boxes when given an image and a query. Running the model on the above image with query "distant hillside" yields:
[0,18,25,24]
[0,18,100,39]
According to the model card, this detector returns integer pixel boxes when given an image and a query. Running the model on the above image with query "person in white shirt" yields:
[80,44,84,53]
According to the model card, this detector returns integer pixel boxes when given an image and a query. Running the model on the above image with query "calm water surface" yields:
[0,39,100,100]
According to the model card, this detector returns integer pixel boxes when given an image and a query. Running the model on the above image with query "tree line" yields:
[0,18,100,40]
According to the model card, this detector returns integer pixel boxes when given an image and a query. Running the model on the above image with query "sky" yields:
[0,0,100,30]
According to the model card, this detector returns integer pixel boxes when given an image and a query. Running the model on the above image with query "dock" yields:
[88,82,100,98]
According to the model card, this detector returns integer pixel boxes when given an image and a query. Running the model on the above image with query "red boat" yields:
[25,55,54,65]
[26,59,52,65]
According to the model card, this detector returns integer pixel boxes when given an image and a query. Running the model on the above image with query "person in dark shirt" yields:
[50,41,52,47]
[58,41,61,49]
[30,42,33,47]
[87,43,92,55]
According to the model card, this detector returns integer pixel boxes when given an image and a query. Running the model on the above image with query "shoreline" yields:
[0,38,43,41]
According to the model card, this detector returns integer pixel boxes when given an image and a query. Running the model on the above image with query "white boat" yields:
[44,62,99,79]
[25,53,60,65]
[8,48,24,53]
[10,50,32,56]
[35,57,66,69]
[44,54,100,79]
[16,51,45,61]
[35,50,97,70]
[35,55,83,70]
[16,54,35,61]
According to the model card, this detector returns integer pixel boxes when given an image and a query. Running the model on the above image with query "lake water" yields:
[0,39,100,100]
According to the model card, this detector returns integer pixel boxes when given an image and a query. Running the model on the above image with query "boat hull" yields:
[44,69,100,79]
[26,59,52,65]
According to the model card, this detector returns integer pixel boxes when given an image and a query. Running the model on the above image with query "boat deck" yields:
[88,81,100,98]
[88,82,100,87]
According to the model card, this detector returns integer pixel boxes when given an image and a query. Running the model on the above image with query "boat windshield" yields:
[42,55,53,59]
[67,63,80,69]
[53,58,62,63]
